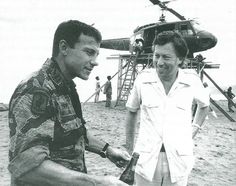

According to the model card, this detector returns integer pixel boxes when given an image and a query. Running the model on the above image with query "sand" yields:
[0,100,235,186]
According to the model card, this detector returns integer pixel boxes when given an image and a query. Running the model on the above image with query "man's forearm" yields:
[19,160,97,186]
[192,106,209,138]
[125,111,138,153]
[85,130,108,155]
[86,131,130,169]
[192,106,209,126]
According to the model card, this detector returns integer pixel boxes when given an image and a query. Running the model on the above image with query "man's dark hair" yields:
[153,31,189,64]
[52,20,102,57]
[107,76,111,80]
[228,87,232,91]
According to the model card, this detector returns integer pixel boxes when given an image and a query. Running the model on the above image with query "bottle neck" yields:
[129,157,138,170]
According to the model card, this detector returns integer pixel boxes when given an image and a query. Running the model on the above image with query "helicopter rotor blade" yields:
[149,0,166,8]
[165,7,186,20]
[149,0,185,20]
[162,0,177,5]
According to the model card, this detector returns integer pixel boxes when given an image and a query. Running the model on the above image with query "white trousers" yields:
[135,152,188,186]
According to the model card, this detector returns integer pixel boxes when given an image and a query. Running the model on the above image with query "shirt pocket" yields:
[141,102,161,124]
[174,101,191,124]
[142,90,161,111]
[60,117,82,133]
[143,103,160,110]
[56,96,82,132]
[175,100,189,112]
[141,82,161,107]
[175,136,193,156]
[176,146,193,156]
[175,148,194,173]
[174,93,192,113]
[135,139,154,166]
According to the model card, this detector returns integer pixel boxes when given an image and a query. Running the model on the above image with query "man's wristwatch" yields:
[99,143,109,158]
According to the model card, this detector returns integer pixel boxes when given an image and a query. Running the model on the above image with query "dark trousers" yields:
[228,99,234,112]
[105,92,112,107]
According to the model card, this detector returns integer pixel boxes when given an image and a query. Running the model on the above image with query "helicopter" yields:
[100,0,217,58]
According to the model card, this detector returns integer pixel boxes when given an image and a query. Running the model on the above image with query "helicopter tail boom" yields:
[101,38,130,51]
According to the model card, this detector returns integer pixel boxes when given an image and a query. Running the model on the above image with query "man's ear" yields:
[177,57,185,67]
[59,40,69,56]
[152,45,155,52]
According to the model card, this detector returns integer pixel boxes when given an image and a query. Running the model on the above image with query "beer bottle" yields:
[119,152,139,185]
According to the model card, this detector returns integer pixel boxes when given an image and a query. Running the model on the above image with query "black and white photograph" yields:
[0,0,235,185]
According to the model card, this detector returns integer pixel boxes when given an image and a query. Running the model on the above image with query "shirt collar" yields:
[46,58,76,90]
[175,69,191,86]
[141,68,191,87]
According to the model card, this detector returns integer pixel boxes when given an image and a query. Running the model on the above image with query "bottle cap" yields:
[132,152,140,158]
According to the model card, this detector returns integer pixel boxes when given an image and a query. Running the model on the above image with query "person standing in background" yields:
[226,86,235,112]
[94,76,101,103]
[103,75,112,107]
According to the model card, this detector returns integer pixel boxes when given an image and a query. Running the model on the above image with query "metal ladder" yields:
[115,53,153,106]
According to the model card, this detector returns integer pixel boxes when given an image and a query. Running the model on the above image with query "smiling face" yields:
[61,33,100,80]
[153,42,181,81]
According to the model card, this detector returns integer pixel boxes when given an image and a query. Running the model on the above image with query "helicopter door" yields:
[143,24,176,53]
[143,27,156,53]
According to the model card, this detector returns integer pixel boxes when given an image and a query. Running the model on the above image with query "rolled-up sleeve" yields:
[8,92,54,180]
[8,145,50,179]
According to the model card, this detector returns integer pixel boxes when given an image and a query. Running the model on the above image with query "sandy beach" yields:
[0,100,235,186]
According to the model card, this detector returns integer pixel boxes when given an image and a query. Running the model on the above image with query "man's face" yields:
[153,42,181,81]
[64,34,100,80]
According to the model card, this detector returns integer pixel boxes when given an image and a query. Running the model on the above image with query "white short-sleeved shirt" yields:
[126,68,209,182]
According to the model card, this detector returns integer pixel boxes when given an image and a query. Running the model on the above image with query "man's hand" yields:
[95,175,129,186]
[106,147,130,168]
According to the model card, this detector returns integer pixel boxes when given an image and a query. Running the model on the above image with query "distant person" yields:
[125,31,209,186]
[226,86,235,112]
[195,54,206,62]
[103,75,112,107]
[8,20,130,186]
[133,39,144,55]
[94,76,101,102]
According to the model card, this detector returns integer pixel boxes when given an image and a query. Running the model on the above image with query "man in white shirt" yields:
[125,31,209,186]
[94,76,101,102]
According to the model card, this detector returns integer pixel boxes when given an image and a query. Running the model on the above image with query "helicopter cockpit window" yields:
[191,20,205,33]
[180,24,194,35]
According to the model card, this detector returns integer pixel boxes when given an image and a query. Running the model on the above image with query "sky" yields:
[0,0,236,103]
